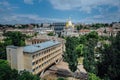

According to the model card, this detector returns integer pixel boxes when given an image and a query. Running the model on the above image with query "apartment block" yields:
[6,40,63,75]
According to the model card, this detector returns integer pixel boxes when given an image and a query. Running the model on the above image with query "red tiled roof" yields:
[79,29,90,32]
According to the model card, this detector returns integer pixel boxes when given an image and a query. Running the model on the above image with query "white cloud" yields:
[0,0,119,24]
[79,12,120,23]
[0,13,119,24]
[49,0,120,13]
[0,14,66,24]
[0,12,119,24]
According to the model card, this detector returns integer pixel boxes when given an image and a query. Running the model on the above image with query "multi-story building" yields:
[34,27,54,35]
[6,40,63,75]
[25,38,48,45]
[52,22,66,34]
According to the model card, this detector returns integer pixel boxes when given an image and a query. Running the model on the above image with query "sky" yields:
[0,0,120,24]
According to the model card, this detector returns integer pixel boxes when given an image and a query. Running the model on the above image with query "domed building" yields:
[61,18,79,37]
[65,19,74,29]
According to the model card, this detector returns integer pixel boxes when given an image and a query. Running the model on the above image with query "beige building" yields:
[6,40,63,75]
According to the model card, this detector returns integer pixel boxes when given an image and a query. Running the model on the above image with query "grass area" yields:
[77,57,84,64]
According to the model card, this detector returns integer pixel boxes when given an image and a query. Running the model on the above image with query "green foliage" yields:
[47,32,55,36]
[79,35,87,44]
[75,44,83,57]
[18,70,40,80]
[86,31,99,40]
[34,32,38,37]
[0,59,18,80]
[99,36,110,41]
[65,31,99,73]
[76,25,83,30]
[3,31,26,46]
[0,59,40,80]
[88,73,101,80]
[97,32,120,80]
[65,37,79,72]
[0,42,8,59]
[57,77,66,80]
[0,31,27,59]
[90,23,105,29]
[83,31,99,74]
[83,40,98,74]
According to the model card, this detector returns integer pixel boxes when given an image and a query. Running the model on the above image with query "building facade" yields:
[61,19,79,37]
[6,40,63,75]
[52,22,66,34]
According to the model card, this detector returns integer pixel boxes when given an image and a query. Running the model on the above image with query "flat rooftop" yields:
[23,40,60,53]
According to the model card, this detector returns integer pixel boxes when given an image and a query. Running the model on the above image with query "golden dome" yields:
[66,20,74,28]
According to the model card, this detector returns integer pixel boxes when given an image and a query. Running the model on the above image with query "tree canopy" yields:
[65,37,79,72]
[97,32,120,80]
[3,31,26,46]
[0,59,40,80]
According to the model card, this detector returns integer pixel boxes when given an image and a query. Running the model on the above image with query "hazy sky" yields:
[0,0,120,24]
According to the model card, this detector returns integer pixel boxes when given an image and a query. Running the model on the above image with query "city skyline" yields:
[0,0,120,24]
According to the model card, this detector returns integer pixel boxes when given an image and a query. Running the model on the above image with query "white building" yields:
[61,19,79,37]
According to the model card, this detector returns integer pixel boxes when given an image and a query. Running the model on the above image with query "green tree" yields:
[57,77,66,80]
[75,44,84,57]
[18,70,40,80]
[83,39,98,74]
[64,37,79,73]
[98,32,120,80]
[0,43,6,59]
[0,59,40,80]
[3,31,26,46]
[83,31,99,74]
[47,32,55,36]
[34,32,38,37]
[76,25,83,31]
[88,73,101,80]
[0,59,19,80]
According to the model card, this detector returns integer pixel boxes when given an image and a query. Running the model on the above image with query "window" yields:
[32,69,35,72]
[36,60,38,64]
[36,54,38,57]
[39,59,41,62]
[36,66,38,70]
[32,62,35,65]
[39,65,41,68]
[32,55,35,59]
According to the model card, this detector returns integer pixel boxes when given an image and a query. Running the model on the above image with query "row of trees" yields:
[75,23,112,31]
[0,24,35,29]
